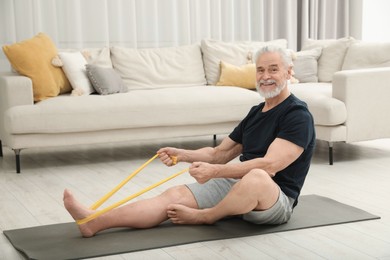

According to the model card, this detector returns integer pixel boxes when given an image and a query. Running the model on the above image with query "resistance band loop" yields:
[89,154,159,210]
[76,154,185,225]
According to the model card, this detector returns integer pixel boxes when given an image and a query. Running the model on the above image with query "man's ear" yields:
[286,66,293,79]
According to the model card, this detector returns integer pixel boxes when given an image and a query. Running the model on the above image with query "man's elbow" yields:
[264,160,287,178]
[263,163,279,178]
[267,170,276,178]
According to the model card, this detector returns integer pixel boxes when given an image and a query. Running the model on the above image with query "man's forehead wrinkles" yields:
[257,64,279,68]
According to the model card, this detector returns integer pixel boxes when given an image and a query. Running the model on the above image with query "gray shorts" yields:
[186,178,294,225]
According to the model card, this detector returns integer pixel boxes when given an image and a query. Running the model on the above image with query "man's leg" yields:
[167,169,280,224]
[63,184,198,237]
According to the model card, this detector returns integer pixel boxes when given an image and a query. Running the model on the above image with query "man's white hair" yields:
[254,45,292,68]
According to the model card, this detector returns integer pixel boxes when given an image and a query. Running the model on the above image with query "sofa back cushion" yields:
[81,47,113,68]
[59,47,113,68]
[201,39,288,85]
[302,37,355,82]
[110,44,206,90]
[342,42,390,70]
[292,48,322,83]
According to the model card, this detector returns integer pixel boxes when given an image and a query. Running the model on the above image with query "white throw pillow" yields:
[58,52,94,95]
[342,42,390,70]
[293,48,322,83]
[302,37,355,82]
[110,44,206,90]
[201,39,288,85]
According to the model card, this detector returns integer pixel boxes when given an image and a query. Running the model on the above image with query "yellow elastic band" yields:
[171,155,178,165]
[89,154,159,210]
[76,167,188,225]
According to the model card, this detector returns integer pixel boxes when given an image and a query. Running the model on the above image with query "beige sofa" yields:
[289,38,390,164]
[1,37,390,173]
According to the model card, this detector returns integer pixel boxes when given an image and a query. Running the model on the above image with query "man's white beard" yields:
[256,80,286,99]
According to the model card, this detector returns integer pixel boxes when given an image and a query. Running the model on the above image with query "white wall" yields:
[362,0,390,42]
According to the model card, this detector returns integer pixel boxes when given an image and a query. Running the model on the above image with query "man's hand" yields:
[189,162,219,184]
[158,147,181,166]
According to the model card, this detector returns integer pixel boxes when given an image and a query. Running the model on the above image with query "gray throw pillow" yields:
[85,64,127,95]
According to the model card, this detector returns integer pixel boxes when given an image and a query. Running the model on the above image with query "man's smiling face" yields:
[255,52,291,99]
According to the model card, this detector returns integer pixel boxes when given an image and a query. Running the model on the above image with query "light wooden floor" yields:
[1,136,390,259]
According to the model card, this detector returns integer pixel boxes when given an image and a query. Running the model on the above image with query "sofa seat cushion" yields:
[5,86,260,134]
[289,83,346,126]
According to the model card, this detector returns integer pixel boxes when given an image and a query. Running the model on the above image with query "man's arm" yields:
[158,136,242,166]
[254,137,304,177]
[190,138,304,183]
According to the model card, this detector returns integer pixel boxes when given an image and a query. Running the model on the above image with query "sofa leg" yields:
[328,142,333,165]
[213,134,217,147]
[13,149,21,174]
[0,140,3,157]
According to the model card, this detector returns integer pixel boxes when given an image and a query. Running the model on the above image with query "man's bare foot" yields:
[63,189,96,237]
[167,204,214,225]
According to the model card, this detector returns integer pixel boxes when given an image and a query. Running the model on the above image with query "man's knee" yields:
[239,169,274,190]
[241,169,279,208]
[245,169,271,182]
[162,185,188,199]
[161,185,197,207]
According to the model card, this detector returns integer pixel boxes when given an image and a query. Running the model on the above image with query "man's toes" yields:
[167,210,176,218]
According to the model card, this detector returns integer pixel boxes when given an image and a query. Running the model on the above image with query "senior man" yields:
[64,45,315,237]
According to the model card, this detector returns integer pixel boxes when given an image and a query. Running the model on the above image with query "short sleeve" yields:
[277,106,315,149]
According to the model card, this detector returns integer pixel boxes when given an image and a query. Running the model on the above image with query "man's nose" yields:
[261,71,271,79]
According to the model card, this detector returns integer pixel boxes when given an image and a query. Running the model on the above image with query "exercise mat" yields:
[3,195,380,260]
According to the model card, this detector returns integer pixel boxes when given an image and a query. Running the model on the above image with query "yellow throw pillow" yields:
[216,61,256,89]
[3,32,71,101]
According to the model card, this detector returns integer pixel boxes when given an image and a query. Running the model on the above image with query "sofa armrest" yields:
[0,72,34,107]
[333,67,390,142]
[0,72,34,141]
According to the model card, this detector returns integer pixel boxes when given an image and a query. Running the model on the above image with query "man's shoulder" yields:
[283,95,312,118]
[288,94,308,109]
[281,95,314,125]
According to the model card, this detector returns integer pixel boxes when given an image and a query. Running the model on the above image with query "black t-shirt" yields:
[229,94,315,207]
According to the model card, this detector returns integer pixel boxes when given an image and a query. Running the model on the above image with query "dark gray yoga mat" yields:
[4,195,380,260]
